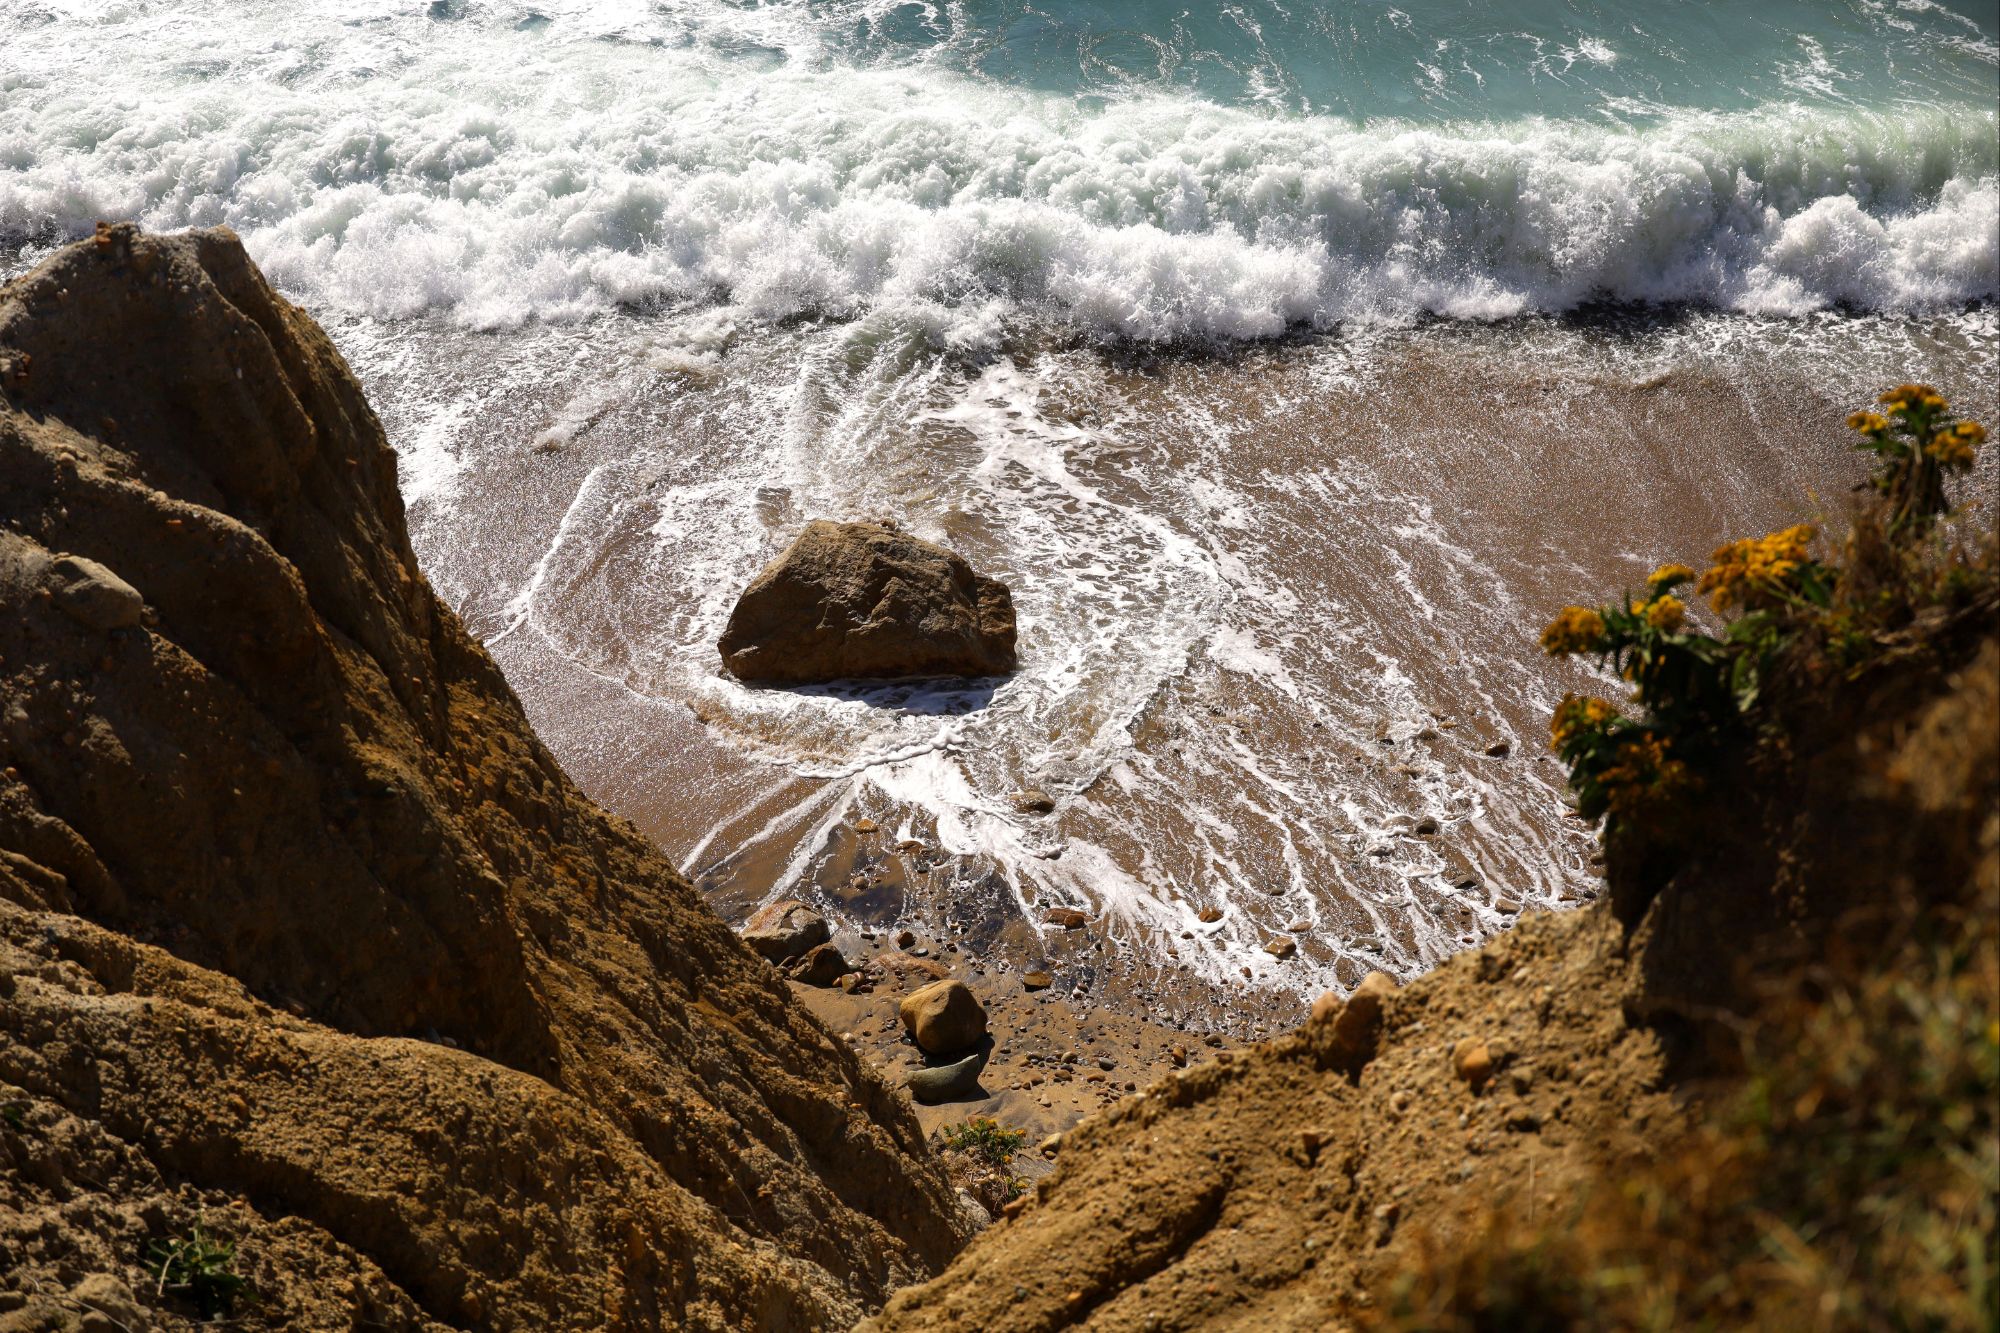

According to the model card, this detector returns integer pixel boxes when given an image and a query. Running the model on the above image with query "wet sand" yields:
[346,304,1995,1034]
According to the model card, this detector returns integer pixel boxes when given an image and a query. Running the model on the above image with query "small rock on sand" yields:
[1044,908,1088,930]
[1021,970,1052,991]
[1263,937,1298,960]
[1197,907,1223,924]
[1012,789,1056,814]
[907,1049,987,1104]
[48,554,143,631]
[786,942,854,987]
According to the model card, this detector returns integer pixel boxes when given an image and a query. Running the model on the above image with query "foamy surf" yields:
[4,2,1997,344]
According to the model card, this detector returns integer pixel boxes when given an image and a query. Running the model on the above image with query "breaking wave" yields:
[2,3,1995,341]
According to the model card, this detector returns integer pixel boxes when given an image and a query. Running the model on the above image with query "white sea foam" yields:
[3,1,1995,346]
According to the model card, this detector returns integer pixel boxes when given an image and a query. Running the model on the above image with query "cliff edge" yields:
[863,525,1998,1327]
[0,226,971,1331]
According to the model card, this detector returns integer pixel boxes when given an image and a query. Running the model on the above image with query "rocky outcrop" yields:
[718,521,1017,684]
[0,226,970,1330]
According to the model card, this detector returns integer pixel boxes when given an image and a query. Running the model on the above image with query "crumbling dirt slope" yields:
[866,608,1998,1331]
[0,225,969,1330]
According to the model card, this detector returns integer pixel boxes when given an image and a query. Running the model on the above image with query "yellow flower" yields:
[1846,410,1890,434]
[1927,433,1976,468]
[1599,733,1693,821]
[1646,563,1695,592]
[1878,383,1945,412]
[1540,606,1606,656]
[1644,594,1686,631]
[1550,694,1618,749]
[1698,524,1817,612]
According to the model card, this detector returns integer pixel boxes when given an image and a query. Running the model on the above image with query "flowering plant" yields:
[1541,386,1983,831]
[1847,383,1986,536]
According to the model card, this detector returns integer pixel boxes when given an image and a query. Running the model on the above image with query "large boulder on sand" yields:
[740,899,831,963]
[718,521,1017,684]
[898,979,988,1056]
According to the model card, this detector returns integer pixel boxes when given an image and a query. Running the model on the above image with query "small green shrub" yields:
[939,1117,1028,1170]
[147,1224,251,1320]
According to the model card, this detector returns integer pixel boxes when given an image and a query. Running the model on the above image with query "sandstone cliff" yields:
[0,226,971,1331]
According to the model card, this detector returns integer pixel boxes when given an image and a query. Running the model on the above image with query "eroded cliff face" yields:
[0,225,971,1331]
[863,609,1998,1329]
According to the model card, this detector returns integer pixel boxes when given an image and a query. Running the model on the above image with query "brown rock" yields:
[1011,789,1056,814]
[1022,970,1053,991]
[787,943,854,988]
[1044,908,1089,930]
[1453,1038,1495,1089]
[47,554,143,630]
[1263,937,1298,960]
[1197,907,1224,924]
[717,520,1017,684]
[1322,971,1398,1074]
[899,979,988,1056]
[740,900,831,964]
